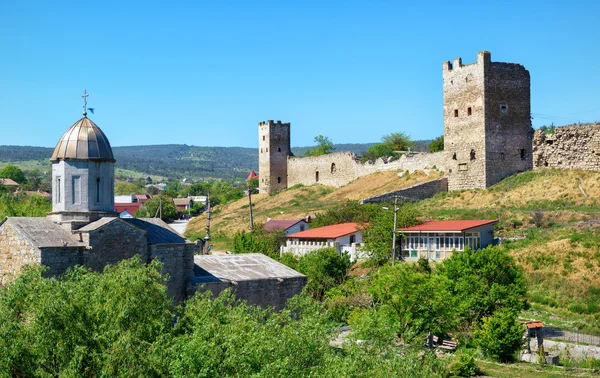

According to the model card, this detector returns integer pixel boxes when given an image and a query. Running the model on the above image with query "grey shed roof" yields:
[193,254,306,283]
[2,217,84,248]
[77,217,120,232]
[50,117,115,162]
[123,218,188,244]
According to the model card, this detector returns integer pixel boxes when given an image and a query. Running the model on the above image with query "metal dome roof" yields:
[50,117,115,162]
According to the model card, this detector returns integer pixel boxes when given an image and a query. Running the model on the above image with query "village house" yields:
[281,222,365,260]
[0,178,20,192]
[264,218,310,235]
[398,219,497,261]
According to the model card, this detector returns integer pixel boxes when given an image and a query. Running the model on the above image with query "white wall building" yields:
[281,222,366,261]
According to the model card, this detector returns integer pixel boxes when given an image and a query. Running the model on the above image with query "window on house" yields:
[315,171,319,182]
[467,107,472,116]
[520,149,526,160]
[454,109,459,117]
[277,176,281,184]
[349,234,356,244]
[331,163,336,174]
[470,149,476,160]
[300,225,305,232]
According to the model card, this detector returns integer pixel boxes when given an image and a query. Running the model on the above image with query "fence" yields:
[543,326,600,346]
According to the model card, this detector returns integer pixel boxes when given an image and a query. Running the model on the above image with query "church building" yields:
[0,96,195,301]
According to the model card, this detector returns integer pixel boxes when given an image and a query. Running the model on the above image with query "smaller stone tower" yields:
[47,111,117,229]
[443,51,532,190]
[258,120,291,195]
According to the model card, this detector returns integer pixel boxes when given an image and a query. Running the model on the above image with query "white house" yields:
[281,222,365,261]
[114,194,136,204]
[398,219,497,261]
[264,218,309,235]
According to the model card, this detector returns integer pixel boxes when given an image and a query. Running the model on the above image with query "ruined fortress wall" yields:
[533,123,600,170]
[287,151,444,188]
[0,221,42,284]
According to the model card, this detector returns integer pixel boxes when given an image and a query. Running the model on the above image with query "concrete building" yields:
[192,253,307,310]
[398,219,497,261]
[281,222,365,261]
[263,218,309,236]
[443,51,533,190]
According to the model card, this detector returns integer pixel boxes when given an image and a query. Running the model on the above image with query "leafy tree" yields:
[360,263,456,341]
[428,135,444,152]
[0,192,51,218]
[362,202,419,266]
[146,185,161,195]
[233,227,286,259]
[0,165,26,184]
[381,132,414,151]
[0,258,174,376]
[310,201,379,228]
[246,177,259,191]
[304,135,334,157]
[436,246,528,331]
[474,309,524,362]
[114,181,142,195]
[292,248,351,301]
[360,143,397,163]
[135,194,178,222]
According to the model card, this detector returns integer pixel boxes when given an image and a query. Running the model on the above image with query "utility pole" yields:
[392,196,398,266]
[247,184,254,232]
[204,192,211,254]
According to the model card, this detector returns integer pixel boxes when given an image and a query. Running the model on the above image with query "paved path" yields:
[168,219,189,236]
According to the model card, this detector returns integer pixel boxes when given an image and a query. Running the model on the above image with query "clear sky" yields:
[1,0,599,148]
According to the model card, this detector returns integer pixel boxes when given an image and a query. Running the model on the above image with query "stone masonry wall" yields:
[0,221,42,285]
[360,178,448,204]
[192,276,308,311]
[82,220,148,271]
[150,243,195,302]
[287,151,444,188]
[533,123,600,170]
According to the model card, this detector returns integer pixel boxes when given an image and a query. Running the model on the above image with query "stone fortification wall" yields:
[533,123,600,170]
[150,243,195,302]
[287,151,444,188]
[0,222,42,284]
[192,276,307,311]
[360,178,448,204]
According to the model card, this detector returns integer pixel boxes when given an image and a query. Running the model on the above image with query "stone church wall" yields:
[82,221,148,271]
[192,276,307,311]
[0,222,42,284]
[287,151,444,188]
[533,123,600,171]
[150,243,195,302]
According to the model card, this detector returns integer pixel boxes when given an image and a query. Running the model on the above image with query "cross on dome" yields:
[82,89,89,117]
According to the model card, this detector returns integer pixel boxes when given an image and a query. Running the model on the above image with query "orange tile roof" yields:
[398,219,498,233]
[526,321,544,329]
[287,222,362,239]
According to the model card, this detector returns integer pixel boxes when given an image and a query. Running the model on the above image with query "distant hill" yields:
[0,140,432,181]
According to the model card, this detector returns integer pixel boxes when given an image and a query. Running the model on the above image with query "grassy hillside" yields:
[188,168,600,334]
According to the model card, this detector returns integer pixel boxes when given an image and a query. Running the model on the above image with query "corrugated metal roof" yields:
[398,220,498,233]
[124,218,187,244]
[287,222,362,239]
[264,219,304,232]
[50,117,115,162]
[192,253,305,283]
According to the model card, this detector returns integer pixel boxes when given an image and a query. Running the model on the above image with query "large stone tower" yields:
[47,110,117,229]
[443,51,532,190]
[258,120,291,195]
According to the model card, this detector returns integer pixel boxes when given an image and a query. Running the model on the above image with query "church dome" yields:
[50,117,115,162]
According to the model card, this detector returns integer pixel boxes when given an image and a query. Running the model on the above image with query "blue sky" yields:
[1,1,599,148]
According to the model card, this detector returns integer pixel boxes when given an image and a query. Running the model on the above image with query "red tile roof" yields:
[398,220,498,233]
[287,222,362,239]
[246,170,259,181]
[264,219,304,232]
[115,203,141,214]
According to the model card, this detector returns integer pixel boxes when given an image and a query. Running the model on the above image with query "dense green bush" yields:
[293,248,351,301]
[474,309,524,362]
[232,227,286,259]
[0,193,52,218]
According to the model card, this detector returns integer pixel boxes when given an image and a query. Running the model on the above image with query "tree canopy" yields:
[304,135,335,157]
[0,165,26,184]
[428,135,444,152]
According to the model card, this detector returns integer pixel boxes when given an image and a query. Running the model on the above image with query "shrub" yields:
[447,350,480,377]
[474,309,524,362]
[294,248,351,301]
